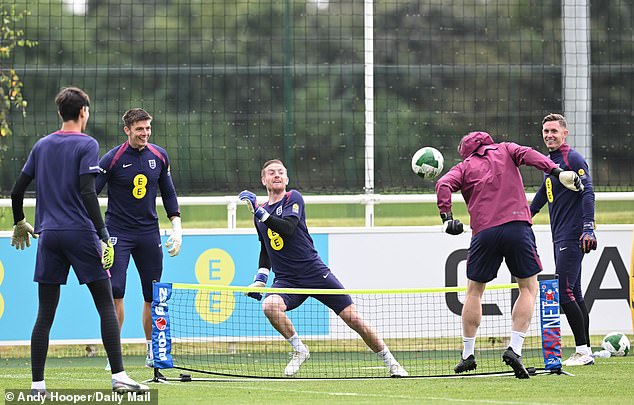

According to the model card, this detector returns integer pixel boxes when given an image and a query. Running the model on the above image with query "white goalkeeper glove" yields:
[245,268,269,301]
[552,168,584,192]
[11,218,38,250]
[166,216,182,257]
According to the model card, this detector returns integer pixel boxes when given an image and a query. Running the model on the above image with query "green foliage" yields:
[0,5,36,138]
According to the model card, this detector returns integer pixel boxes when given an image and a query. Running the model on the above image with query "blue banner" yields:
[151,282,174,369]
[0,232,328,341]
[539,278,562,370]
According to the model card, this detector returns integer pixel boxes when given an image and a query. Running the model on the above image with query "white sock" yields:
[146,340,153,359]
[31,380,46,390]
[376,347,397,367]
[510,331,526,356]
[111,371,129,382]
[287,334,307,352]
[462,337,476,358]
[577,345,591,355]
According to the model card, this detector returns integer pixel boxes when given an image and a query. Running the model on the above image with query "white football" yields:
[601,332,630,356]
[411,146,444,179]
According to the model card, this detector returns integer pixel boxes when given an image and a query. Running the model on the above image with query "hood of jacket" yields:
[458,131,495,159]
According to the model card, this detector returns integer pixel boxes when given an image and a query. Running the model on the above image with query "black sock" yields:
[31,284,61,382]
[561,301,587,347]
[87,278,124,374]
[578,300,591,348]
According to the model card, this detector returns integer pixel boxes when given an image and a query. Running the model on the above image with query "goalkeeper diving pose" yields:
[239,159,407,377]
[96,108,181,369]
[10,87,148,395]
[530,114,596,367]
[435,131,583,379]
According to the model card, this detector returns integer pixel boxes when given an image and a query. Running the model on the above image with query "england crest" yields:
[149,159,156,169]
[109,237,118,245]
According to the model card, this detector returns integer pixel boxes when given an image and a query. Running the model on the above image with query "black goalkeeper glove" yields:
[440,212,464,235]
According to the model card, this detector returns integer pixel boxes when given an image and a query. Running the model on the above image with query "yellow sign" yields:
[194,248,235,324]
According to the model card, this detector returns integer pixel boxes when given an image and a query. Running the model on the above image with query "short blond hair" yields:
[261,159,284,177]
[542,113,567,128]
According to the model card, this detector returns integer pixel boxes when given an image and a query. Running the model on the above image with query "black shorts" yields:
[35,230,109,285]
[466,221,543,283]
[271,271,354,315]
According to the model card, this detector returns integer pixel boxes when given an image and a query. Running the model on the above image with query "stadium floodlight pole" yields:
[363,0,375,227]
[562,0,592,173]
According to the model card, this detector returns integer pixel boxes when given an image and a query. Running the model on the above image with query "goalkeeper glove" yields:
[551,168,584,192]
[579,222,597,253]
[440,212,464,235]
[238,190,270,222]
[166,216,182,257]
[97,228,115,270]
[10,218,38,250]
[245,268,269,301]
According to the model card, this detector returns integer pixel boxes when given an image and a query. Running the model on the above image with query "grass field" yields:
[1,352,633,404]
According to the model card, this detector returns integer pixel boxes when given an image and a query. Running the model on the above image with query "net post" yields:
[538,274,563,373]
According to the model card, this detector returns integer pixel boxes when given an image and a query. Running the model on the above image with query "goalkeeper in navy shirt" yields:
[239,159,407,377]
[96,108,181,369]
[9,87,147,395]
[530,113,597,367]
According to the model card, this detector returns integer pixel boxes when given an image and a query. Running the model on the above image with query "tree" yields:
[0,5,36,138]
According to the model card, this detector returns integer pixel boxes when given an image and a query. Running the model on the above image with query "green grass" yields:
[2,200,631,230]
[1,353,633,404]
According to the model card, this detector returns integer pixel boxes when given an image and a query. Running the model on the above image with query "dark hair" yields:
[542,113,567,128]
[261,159,284,177]
[122,108,152,128]
[55,87,90,121]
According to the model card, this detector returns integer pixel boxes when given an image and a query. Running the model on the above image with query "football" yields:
[601,332,630,356]
[411,146,444,179]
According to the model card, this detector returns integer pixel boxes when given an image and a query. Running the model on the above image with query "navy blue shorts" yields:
[34,230,109,285]
[554,239,584,304]
[109,229,163,302]
[270,271,354,315]
[466,221,543,283]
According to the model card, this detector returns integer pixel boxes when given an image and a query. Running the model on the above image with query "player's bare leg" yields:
[455,280,485,373]
[339,304,407,377]
[262,295,310,376]
[502,275,537,379]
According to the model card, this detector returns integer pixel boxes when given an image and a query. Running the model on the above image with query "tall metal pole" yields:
[562,0,592,172]
[283,0,295,172]
[364,0,375,226]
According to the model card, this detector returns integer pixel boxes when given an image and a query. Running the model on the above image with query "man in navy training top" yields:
[238,159,407,377]
[436,131,583,378]
[96,108,181,369]
[10,87,148,395]
[530,113,597,367]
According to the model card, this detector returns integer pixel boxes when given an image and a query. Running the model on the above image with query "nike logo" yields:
[123,164,133,168]
[322,272,329,278]
[559,247,568,251]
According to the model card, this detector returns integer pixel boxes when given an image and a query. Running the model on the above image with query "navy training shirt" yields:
[254,190,329,282]
[96,141,179,232]
[530,143,595,243]
[22,131,102,233]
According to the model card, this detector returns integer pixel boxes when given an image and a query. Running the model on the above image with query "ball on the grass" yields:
[601,332,630,356]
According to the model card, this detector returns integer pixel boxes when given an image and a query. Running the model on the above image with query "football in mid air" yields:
[601,332,630,356]
[411,146,444,179]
